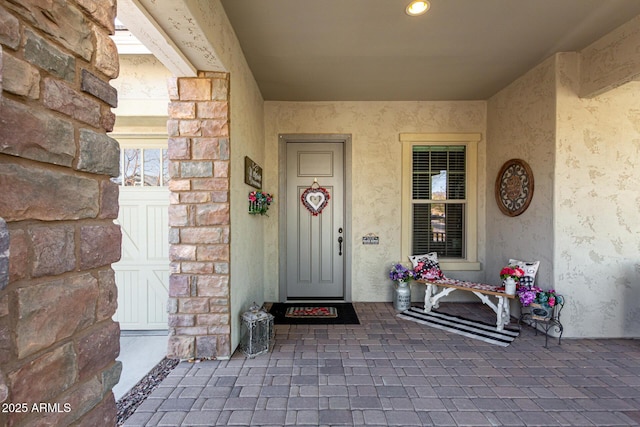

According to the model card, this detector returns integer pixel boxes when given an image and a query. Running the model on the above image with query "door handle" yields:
[338,236,343,256]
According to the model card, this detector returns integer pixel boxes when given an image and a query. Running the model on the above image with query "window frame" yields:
[111,135,170,188]
[401,133,481,271]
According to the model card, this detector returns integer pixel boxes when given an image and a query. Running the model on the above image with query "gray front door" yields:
[286,142,344,299]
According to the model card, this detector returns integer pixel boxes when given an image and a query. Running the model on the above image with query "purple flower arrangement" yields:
[517,285,559,307]
[389,263,414,283]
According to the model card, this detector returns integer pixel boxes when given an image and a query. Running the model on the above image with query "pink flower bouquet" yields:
[499,265,525,282]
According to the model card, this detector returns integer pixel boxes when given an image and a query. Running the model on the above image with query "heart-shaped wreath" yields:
[301,186,330,216]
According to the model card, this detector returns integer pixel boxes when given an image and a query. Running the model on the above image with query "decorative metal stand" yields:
[518,295,564,348]
[240,303,274,358]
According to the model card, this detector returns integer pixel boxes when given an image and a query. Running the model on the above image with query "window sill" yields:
[440,261,481,271]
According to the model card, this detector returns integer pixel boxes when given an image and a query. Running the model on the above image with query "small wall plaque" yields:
[362,234,379,245]
[244,156,263,189]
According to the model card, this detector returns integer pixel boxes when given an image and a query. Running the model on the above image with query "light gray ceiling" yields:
[218,0,640,101]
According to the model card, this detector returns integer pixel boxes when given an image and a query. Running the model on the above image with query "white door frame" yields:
[278,134,353,302]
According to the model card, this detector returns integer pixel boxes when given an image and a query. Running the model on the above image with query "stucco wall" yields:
[184,0,266,350]
[486,57,557,292]
[487,52,640,339]
[263,101,487,303]
[580,14,640,98]
[113,0,265,352]
[113,55,172,117]
[556,53,640,338]
[114,2,640,345]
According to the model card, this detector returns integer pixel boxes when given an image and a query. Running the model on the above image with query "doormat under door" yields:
[286,306,338,318]
[269,302,360,325]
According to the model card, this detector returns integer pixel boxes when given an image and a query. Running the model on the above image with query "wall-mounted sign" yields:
[244,156,263,189]
[362,233,379,245]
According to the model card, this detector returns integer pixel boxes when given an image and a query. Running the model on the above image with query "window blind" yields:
[412,146,466,258]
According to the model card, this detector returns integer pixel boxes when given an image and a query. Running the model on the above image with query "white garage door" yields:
[112,144,170,330]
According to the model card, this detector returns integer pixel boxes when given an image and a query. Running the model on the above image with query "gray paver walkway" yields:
[123,302,640,426]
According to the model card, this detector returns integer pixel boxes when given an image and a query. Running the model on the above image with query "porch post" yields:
[167,72,231,359]
[0,1,121,424]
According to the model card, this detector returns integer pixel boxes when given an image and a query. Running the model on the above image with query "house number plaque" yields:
[362,233,379,245]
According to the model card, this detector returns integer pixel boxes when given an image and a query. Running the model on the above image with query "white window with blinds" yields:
[412,145,466,257]
[401,133,481,271]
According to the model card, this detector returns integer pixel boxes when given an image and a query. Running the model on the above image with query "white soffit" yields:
[116,0,197,76]
[132,0,228,74]
[111,30,152,55]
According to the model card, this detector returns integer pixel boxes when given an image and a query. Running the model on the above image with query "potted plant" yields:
[248,190,274,215]
[517,286,561,320]
[499,265,525,295]
[389,263,414,312]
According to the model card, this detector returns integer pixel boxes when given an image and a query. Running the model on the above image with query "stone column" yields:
[167,72,231,360]
[0,1,121,425]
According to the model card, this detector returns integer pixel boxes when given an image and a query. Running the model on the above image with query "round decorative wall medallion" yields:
[495,159,534,217]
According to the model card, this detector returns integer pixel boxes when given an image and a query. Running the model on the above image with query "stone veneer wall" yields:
[167,73,231,360]
[0,1,122,425]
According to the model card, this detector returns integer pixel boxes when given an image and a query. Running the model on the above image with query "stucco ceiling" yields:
[124,0,640,101]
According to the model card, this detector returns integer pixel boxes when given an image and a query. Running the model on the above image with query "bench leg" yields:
[496,296,510,331]
[471,292,510,331]
[423,284,435,312]
[424,284,456,313]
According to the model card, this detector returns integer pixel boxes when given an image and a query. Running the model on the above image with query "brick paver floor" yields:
[123,302,640,426]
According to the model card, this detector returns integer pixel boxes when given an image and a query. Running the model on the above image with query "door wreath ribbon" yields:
[301,180,330,216]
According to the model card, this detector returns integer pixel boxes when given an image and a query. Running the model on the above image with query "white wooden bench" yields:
[416,278,516,331]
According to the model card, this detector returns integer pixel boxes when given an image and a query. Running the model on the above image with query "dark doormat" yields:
[269,302,360,325]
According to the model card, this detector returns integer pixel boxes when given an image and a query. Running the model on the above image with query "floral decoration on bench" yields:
[407,252,527,331]
[428,277,503,293]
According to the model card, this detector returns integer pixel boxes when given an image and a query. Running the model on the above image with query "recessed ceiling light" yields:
[406,0,430,16]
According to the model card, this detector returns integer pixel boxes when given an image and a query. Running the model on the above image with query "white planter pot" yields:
[393,280,411,312]
[504,277,516,295]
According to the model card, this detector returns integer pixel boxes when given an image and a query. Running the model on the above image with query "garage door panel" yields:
[119,205,141,261]
[114,269,143,325]
[148,269,170,325]
[113,188,169,330]
[146,204,169,260]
